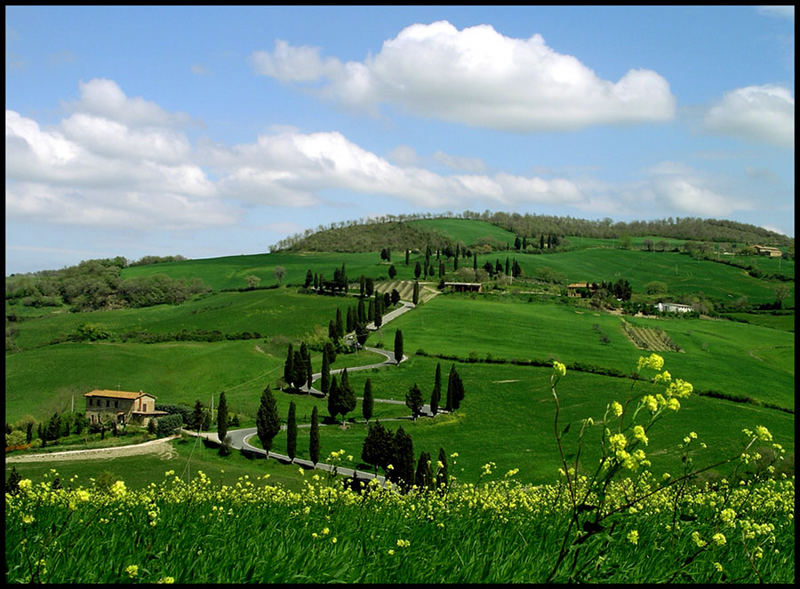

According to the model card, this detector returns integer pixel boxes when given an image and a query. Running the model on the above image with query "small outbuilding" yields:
[84,389,167,426]
[657,302,694,314]
[444,282,482,293]
[753,245,782,257]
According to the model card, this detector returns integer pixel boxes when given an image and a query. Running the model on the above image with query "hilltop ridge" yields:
[271,211,793,253]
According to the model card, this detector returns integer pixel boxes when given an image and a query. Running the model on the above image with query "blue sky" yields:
[5,5,794,274]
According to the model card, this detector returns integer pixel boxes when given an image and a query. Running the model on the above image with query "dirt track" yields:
[5,436,179,463]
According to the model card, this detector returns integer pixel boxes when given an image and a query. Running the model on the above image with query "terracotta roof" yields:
[84,390,155,400]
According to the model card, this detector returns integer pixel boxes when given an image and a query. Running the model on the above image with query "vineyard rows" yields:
[620,319,682,352]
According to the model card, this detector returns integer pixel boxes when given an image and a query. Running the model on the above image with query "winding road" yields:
[9,296,442,485]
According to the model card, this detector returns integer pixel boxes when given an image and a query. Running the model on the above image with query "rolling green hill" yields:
[5,215,794,490]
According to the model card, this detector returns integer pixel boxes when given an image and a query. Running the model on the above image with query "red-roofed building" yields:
[84,389,167,426]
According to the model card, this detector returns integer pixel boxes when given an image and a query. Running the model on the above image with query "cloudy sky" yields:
[5,5,795,274]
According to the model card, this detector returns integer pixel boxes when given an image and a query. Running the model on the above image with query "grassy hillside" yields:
[5,217,794,491]
[474,249,793,306]
[384,295,794,410]
[8,288,361,351]
[408,217,516,247]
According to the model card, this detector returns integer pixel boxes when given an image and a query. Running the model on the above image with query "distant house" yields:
[657,302,693,314]
[444,282,482,293]
[566,282,597,297]
[753,245,782,258]
[84,389,167,426]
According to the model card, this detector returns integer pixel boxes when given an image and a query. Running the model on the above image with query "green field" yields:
[408,217,517,247]
[473,248,792,305]
[7,288,370,351]
[5,220,794,490]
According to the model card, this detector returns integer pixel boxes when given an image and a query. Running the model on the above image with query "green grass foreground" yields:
[5,468,794,584]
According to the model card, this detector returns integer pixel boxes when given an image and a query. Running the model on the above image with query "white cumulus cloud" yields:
[252,21,676,131]
[703,84,794,149]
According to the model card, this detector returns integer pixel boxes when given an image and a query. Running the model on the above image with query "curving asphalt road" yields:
[16,296,442,486]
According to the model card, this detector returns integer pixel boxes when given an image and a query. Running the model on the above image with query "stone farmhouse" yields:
[753,245,782,258]
[566,282,597,297]
[444,282,482,293]
[84,389,167,426]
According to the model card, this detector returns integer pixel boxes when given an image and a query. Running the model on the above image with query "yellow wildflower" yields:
[627,530,639,545]
[641,395,658,413]
[755,425,772,442]
[633,425,648,446]
[125,564,139,578]
[553,361,566,377]
[712,533,726,546]
[610,401,623,418]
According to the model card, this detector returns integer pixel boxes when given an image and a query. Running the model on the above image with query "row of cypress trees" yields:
[361,421,449,493]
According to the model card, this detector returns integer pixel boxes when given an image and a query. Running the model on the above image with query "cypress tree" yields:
[362,378,374,422]
[374,296,383,329]
[309,406,320,465]
[394,329,404,364]
[405,249,410,265]
[360,275,366,298]
[336,308,344,338]
[452,367,465,410]
[346,306,355,333]
[413,281,420,305]
[430,362,441,416]
[292,350,306,389]
[405,383,424,420]
[324,341,336,364]
[192,400,204,431]
[391,427,415,493]
[445,365,455,412]
[305,354,313,391]
[357,298,366,323]
[321,350,331,395]
[368,298,375,322]
[415,451,434,490]
[283,343,294,388]
[328,320,339,345]
[388,264,397,279]
[414,261,422,279]
[286,401,297,460]
[256,386,280,458]
[216,391,228,447]
[361,420,391,474]
[327,376,341,421]
[340,368,357,425]
[304,269,313,288]
[505,257,510,276]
